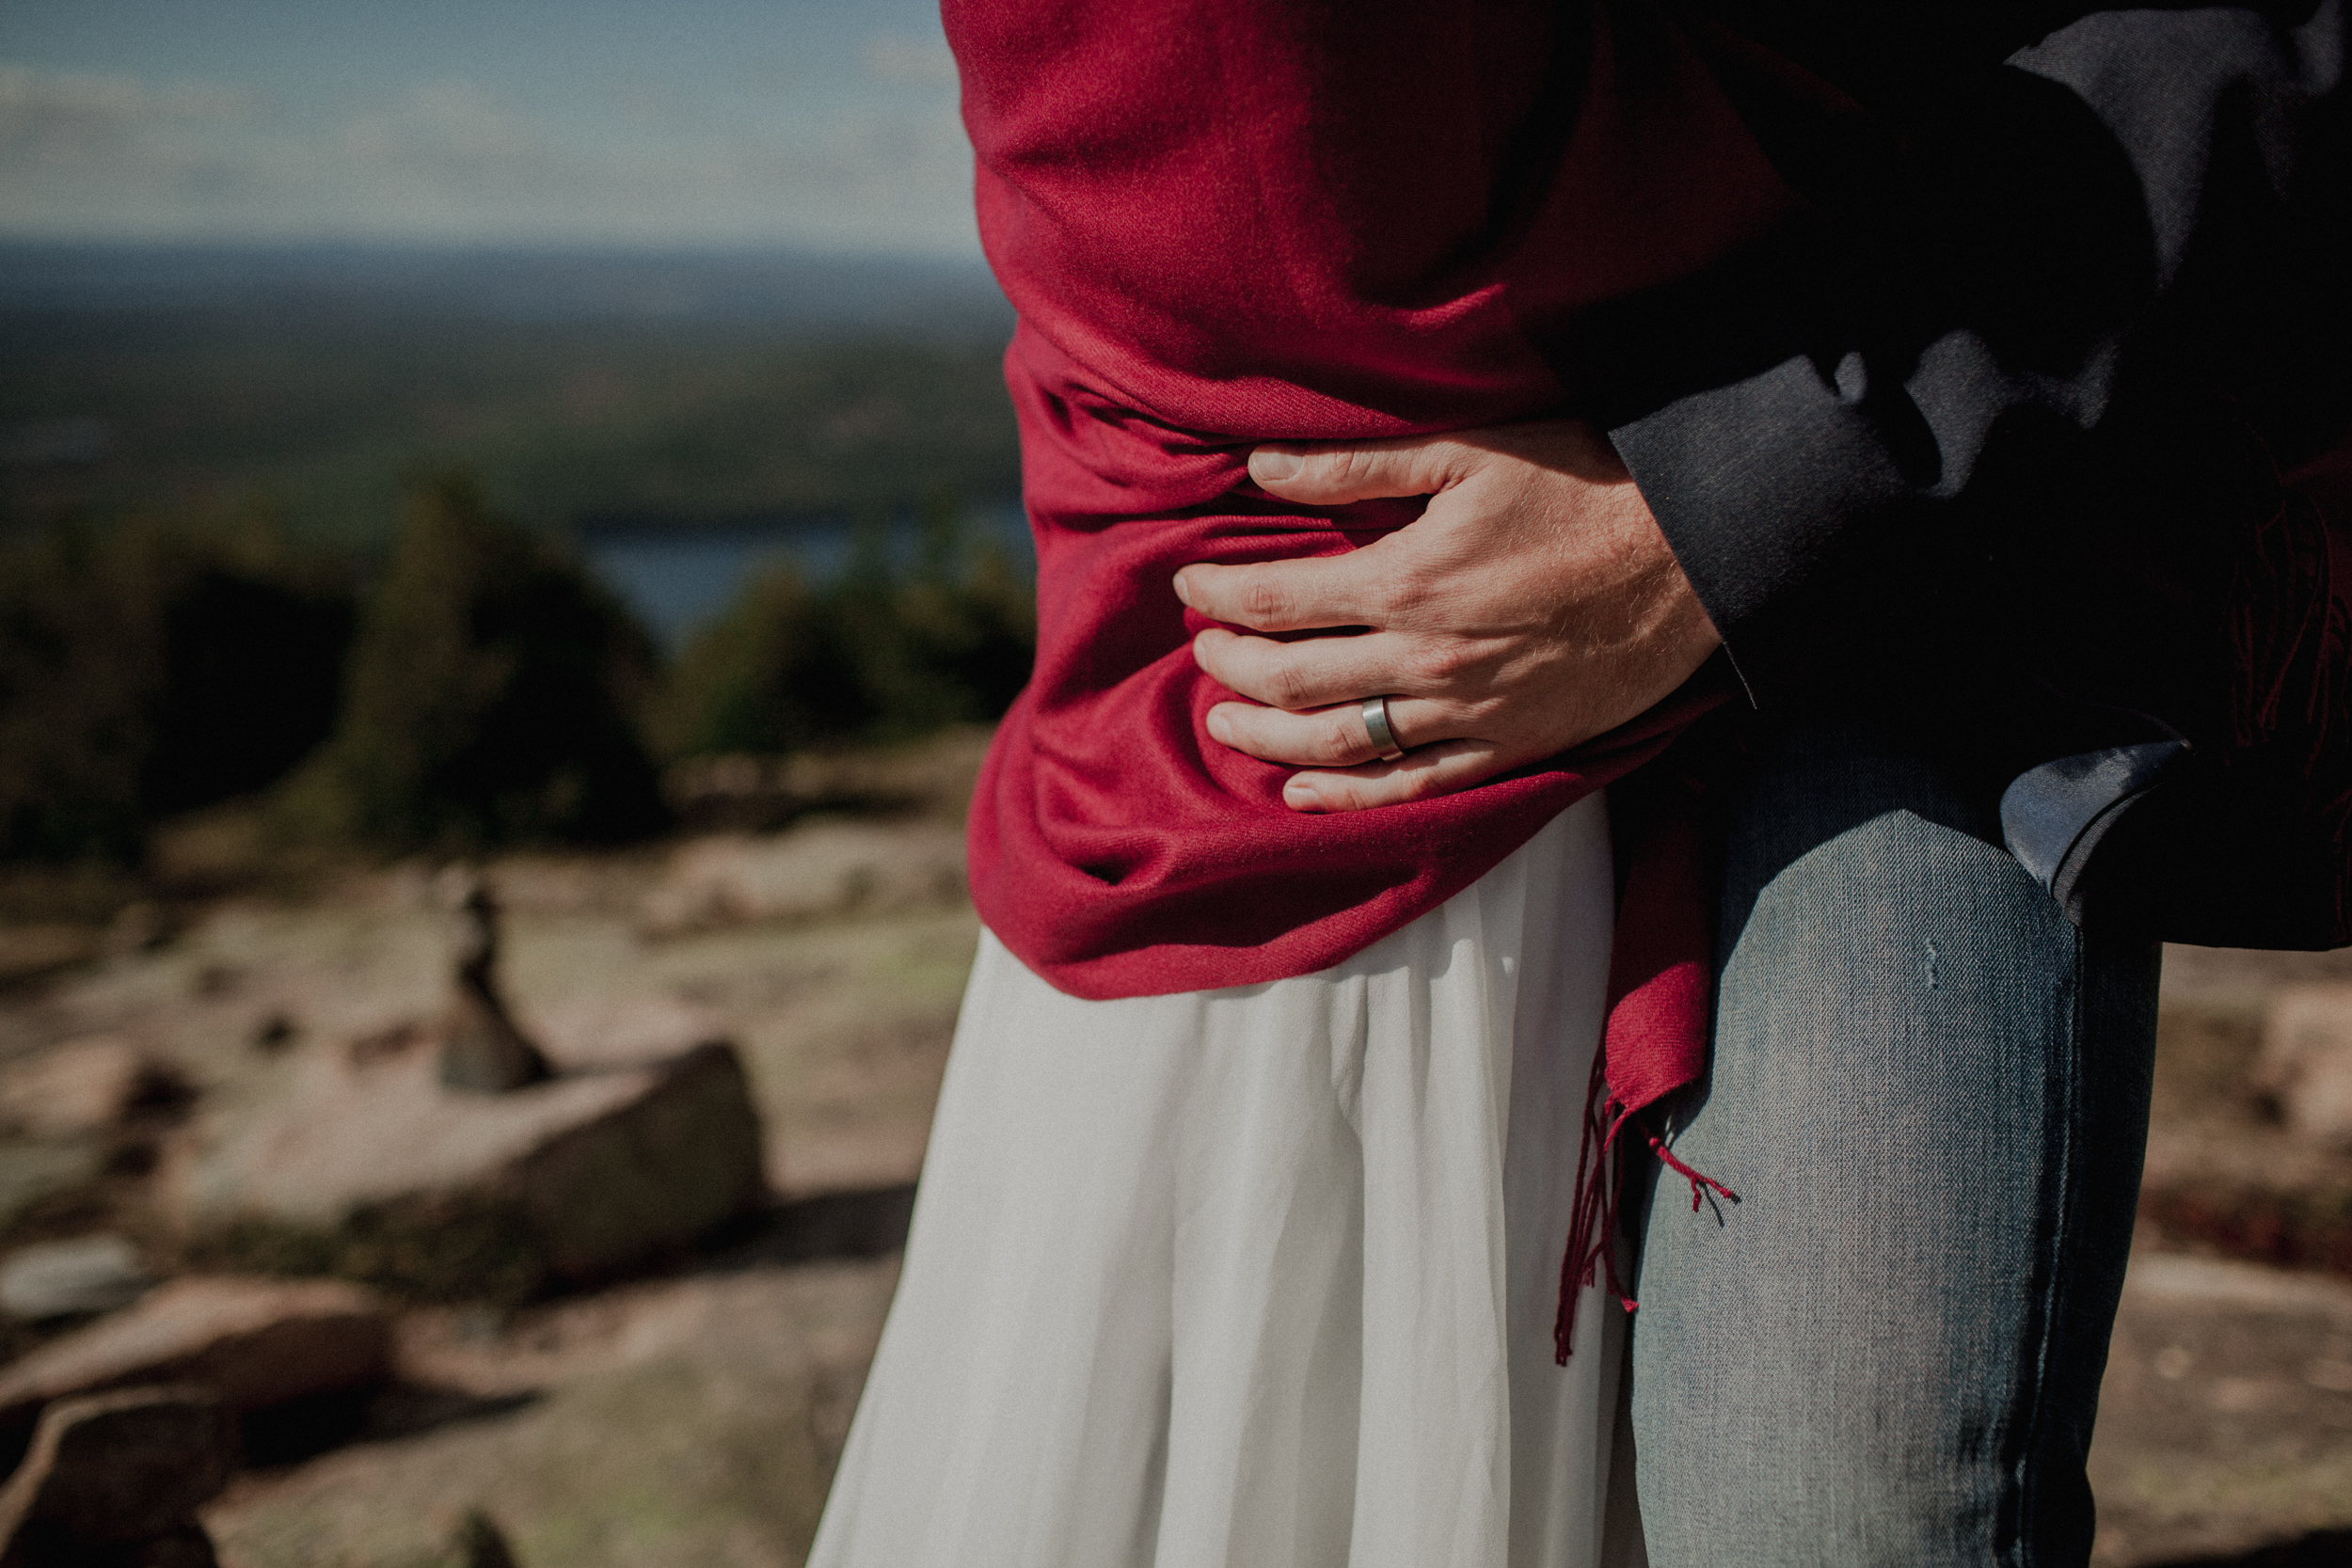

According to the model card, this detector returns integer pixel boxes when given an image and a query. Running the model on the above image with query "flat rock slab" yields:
[0,1237,151,1322]
[0,1276,389,1440]
[639,821,966,940]
[0,1141,106,1237]
[2140,996,2352,1277]
[0,1037,178,1142]
[2138,1121,2352,1277]
[200,1248,2350,1568]
[2090,1252,2352,1564]
[0,1386,235,1552]
[2260,985,2352,1150]
[204,1259,898,1568]
[158,1037,766,1290]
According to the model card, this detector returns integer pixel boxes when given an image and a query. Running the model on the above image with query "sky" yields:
[0,0,982,258]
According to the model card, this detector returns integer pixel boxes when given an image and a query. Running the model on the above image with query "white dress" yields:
[807,794,1627,1568]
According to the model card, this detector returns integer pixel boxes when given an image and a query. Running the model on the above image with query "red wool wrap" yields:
[945,0,1789,1355]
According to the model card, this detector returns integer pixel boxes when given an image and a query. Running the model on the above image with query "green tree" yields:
[291,478,664,849]
[647,566,867,758]
[0,512,356,862]
[653,502,1036,762]
[135,518,355,817]
[0,520,153,860]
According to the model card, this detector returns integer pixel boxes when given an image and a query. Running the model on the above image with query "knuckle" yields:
[1457,692,1511,732]
[1322,711,1368,763]
[1239,578,1290,626]
[1388,759,1441,800]
[1308,448,1364,489]
[1316,776,1372,811]
[1406,639,1473,689]
[1264,665,1315,710]
[1369,571,1422,626]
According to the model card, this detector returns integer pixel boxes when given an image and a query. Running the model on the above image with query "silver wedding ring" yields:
[1360,694,1406,761]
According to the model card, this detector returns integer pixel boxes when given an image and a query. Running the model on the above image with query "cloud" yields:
[0,60,256,165]
[342,80,548,166]
[0,56,979,257]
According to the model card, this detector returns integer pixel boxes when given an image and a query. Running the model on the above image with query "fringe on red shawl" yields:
[1554,766,1740,1363]
[1553,1053,1742,1362]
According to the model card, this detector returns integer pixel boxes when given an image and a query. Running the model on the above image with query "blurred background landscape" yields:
[0,3,2348,1567]
[0,236,1033,886]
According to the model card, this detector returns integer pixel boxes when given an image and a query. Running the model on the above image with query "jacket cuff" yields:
[1610,351,1917,707]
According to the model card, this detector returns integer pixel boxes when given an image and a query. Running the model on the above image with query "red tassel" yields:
[1554,1042,1635,1364]
[1553,1046,1740,1366]
[1647,1131,1740,1213]
[1555,740,1740,1363]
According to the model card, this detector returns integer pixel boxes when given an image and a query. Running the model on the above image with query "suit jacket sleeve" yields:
[1612,0,2352,705]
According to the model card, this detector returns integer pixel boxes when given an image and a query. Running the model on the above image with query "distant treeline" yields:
[0,481,1033,862]
[0,310,1023,544]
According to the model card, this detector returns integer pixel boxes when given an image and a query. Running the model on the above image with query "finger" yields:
[1279,738,1512,813]
[1192,625,1414,712]
[1247,435,1487,506]
[1174,549,1389,633]
[1203,695,1458,768]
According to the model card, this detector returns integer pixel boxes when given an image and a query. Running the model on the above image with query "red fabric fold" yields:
[949,0,1792,1003]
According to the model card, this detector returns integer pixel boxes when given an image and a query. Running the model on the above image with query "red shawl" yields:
[946,0,1791,1348]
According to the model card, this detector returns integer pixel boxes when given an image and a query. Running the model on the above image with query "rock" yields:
[0,927,99,991]
[436,874,548,1096]
[447,1509,519,1568]
[2142,996,2352,1276]
[0,1237,151,1321]
[527,995,727,1072]
[2089,1253,2352,1563]
[0,1276,389,1442]
[159,1037,766,1291]
[0,1142,106,1236]
[98,1524,221,1567]
[202,1259,901,1568]
[2137,1118,2352,1276]
[2258,985,2352,1148]
[0,1387,234,1560]
[661,727,991,833]
[0,1037,184,1140]
[438,988,548,1098]
[101,902,170,958]
[638,821,966,939]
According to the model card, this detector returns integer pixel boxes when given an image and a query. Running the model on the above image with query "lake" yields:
[581,500,1034,652]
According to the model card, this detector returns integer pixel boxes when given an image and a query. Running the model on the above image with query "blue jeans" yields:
[1627,720,2162,1567]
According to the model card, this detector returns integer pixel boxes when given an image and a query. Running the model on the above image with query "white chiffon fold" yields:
[808,794,1623,1568]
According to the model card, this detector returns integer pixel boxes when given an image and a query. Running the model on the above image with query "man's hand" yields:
[1173,420,1719,812]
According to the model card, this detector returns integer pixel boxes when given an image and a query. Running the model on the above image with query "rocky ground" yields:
[0,735,2341,1567]
[2088,944,2352,1565]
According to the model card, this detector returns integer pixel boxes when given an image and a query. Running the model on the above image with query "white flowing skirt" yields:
[808,795,1625,1568]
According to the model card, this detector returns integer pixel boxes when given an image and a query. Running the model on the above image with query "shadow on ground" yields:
[242,1385,543,1469]
[706,1183,918,1271]
[2153,1528,2352,1565]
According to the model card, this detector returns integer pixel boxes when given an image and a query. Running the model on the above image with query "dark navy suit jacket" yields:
[1609,0,2351,942]
[1616,0,2347,705]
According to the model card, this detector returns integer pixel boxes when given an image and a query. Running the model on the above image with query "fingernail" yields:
[1172,570,1192,606]
[1206,708,1232,745]
[1248,449,1302,483]
[1283,778,1322,811]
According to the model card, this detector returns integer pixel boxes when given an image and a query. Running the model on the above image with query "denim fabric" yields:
[1627,721,2161,1567]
